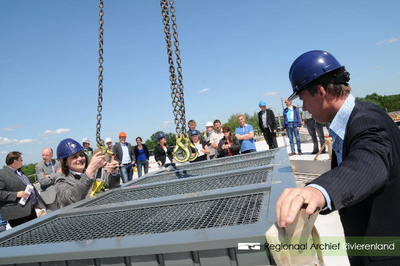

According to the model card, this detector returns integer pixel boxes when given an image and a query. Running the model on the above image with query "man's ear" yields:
[316,85,326,97]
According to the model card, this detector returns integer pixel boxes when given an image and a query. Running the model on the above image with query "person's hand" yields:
[276,187,326,228]
[86,152,107,178]
[157,161,162,166]
[105,160,119,174]
[297,127,300,131]
[273,129,277,133]
[17,191,30,198]
[284,129,287,133]
[45,174,49,178]
[56,168,62,173]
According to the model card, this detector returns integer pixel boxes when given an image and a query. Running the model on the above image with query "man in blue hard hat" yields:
[276,50,400,266]
[258,101,278,150]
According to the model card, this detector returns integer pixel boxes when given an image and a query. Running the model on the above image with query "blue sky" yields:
[1,0,399,166]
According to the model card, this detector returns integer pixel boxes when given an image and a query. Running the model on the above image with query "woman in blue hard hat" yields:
[189,130,210,163]
[55,138,120,207]
[154,132,175,167]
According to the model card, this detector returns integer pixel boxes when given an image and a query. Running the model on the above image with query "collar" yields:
[7,166,17,172]
[239,123,248,128]
[329,94,356,140]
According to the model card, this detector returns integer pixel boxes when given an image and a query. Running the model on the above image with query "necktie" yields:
[15,170,37,206]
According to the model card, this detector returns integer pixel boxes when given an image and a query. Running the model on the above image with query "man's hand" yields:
[17,191,30,199]
[276,187,326,228]
[297,126,300,131]
[105,160,119,174]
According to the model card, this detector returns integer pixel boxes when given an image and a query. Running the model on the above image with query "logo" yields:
[238,243,261,250]
[71,144,76,148]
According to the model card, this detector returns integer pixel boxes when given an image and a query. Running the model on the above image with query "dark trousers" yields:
[8,206,37,228]
[305,119,325,152]
[262,127,278,149]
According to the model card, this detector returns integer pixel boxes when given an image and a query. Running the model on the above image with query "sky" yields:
[1,0,399,166]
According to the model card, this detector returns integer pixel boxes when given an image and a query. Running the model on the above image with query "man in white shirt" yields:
[112,132,135,183]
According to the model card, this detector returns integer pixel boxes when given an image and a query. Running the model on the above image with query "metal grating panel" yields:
[133,156,273,186]
[158,149,277,173]
[0,193,265,248]
[82,168,272,208]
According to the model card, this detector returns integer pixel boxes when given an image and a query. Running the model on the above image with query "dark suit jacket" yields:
[112,142,135,164]
[310,99,400,265]
[258,109,277,132]
[0,167,46,221]
[154,144,173,166]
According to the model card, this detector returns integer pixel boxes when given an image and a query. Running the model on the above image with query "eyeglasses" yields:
[71,152,85,160]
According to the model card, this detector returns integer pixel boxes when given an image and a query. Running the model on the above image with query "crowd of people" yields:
[0,99,338,232]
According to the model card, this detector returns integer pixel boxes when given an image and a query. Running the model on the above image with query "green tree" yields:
[358,93,400,112]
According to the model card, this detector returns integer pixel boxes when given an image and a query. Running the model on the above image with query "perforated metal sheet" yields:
[155,149,277,173]
[81,167,272,208]
[0,193,265,248]
[133,156,273,186]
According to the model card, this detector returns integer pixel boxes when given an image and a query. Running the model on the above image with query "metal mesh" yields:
[0,193,265,248]
[82,168,272,208]
[156,150,276,173]
[134,156,273,186]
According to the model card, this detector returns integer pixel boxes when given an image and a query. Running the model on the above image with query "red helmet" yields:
[119,132,127,137]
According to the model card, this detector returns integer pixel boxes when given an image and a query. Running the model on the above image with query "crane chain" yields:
[96,0,104,147]
[160,0,198,162]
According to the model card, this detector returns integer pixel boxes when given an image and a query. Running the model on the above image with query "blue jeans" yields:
[286,122,301,153]
[137,160,149,177]
[120,164,133,183]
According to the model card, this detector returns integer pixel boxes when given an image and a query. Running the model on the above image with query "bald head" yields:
[285,98,292,107]
[42,147,53,163]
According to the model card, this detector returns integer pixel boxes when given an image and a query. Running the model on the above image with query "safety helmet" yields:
[157,132,166,139]
[190,130,199,136]
[288,50,345,100]
[57,138,84,159]
[259,101,266,107]
[205,121,213,127]
[82,138,90,144]
[119,132,127,138]
[105,137,112,143]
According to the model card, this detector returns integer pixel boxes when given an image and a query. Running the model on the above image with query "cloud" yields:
[373,65,383,69]
[162,121,173,129]
[198,88,209,93]
[0,151,7,154]
[0,137,37,145]
[18,139,37,144]
[3,125,22,131]
[376,37,399,45]
[0,137,13,145]
[262,92,278,97]
[38,128,70,137]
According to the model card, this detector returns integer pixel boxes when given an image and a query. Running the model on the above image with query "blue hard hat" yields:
[288,50,345,100]
[157,132,166,139]
[190,130,199,136]
[259,101,266,107]
[57,138,84,159]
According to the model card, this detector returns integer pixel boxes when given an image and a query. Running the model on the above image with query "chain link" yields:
[160,0,186,134]
[96,0,104,145]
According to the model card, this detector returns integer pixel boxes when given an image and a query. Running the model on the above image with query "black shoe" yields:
[321,150,326,153]
[311,151,318,155]
[298,152,303,155]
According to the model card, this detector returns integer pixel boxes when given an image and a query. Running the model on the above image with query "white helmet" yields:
[82,138,90,144]
[205,121,213,127]
[105,137,112,143]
